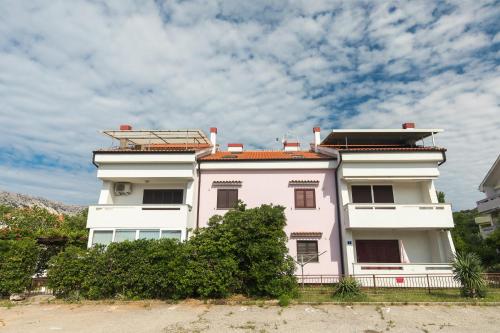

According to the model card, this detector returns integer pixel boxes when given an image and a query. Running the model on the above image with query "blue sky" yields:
[0,0,499,210]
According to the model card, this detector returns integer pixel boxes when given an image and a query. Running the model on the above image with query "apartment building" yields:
[475,155,500,237]
[87,123,456,277]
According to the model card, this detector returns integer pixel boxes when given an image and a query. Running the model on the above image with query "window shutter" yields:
[228,189,238,207]
[373,185,394,203]
[295,190,305,208]
[351,185,372,203]
[305,190,315,208]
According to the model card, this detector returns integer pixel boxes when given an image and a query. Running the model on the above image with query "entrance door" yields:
[355,240,401,263]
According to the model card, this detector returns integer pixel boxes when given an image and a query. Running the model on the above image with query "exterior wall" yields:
[198,168,341,275]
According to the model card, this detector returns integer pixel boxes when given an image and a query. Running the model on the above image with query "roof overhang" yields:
[479,154,500,192]
[321,129,443,146]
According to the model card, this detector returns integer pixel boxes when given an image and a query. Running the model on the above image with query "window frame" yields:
[91,230,114,246]
[355,239,401,263]
[216,189,239,209]
[296,240,319,263]
[294,188,316,209]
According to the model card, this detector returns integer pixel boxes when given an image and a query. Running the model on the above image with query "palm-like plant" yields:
[452,252,486,298]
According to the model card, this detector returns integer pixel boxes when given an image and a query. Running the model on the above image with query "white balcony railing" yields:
[477,194,500,214]
[87,204,191,229]
[344,203,454,229]
[352,262,453,275]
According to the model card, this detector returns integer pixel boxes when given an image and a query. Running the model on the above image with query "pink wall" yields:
[198,168,341,275]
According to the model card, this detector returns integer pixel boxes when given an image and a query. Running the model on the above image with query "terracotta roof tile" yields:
[199,150,333,161]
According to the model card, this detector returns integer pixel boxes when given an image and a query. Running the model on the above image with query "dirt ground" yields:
[0,300,499,333]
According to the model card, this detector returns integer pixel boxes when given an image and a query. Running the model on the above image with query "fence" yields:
[296,273,500,301]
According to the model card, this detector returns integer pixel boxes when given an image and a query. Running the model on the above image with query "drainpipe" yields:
[196,160,202,230]
[438,150,447,166]
[333,152,345,276]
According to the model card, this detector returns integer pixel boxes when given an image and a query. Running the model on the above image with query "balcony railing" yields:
[477,194,500,213]
[87,204,191,229]
[344,203,454,229]
[352,262,453,275]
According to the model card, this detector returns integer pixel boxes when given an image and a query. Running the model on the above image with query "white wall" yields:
[97,163,195,180]
[107,182,189,205]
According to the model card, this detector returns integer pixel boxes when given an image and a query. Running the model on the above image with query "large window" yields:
[355,240,400,263]
[297,240,319,263]
[351,185,394,203]
[295,189,316,208]
[138,229,160,240]
[217,189,238,209]
[92,231,113,246]
[143,189,183,204]
[161,230,182,240]
[114,230,136,242]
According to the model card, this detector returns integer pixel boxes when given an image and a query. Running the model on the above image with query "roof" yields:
[94,143,212,153]
[199,150,333,161]
[321,128,443,146]
[319,145,446,152]
[479,154,500,192]
[102,129,211,146]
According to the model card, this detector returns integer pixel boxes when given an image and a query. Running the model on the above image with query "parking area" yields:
[1,301,499,332]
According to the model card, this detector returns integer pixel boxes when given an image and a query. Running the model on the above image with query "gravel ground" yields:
[0,301,499,332]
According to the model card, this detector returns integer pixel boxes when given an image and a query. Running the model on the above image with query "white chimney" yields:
[313,127,321,152]
[210,127,217,154]
[283,141,300,152]
[227,143,243,152]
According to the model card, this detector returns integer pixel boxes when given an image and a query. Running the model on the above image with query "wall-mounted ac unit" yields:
[114,182,132,196]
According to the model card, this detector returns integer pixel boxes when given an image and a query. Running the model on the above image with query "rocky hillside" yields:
[0,190,85,215]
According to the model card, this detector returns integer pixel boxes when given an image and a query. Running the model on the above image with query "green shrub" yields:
[47,203,297,300]
[278,294,291,307]
[333,277,362,298]
[0,239,40,295]
[452,252,486,298]
[486,263,500,273]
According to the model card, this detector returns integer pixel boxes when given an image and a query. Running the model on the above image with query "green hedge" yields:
[48,203,297,299]
[0,239,40,295]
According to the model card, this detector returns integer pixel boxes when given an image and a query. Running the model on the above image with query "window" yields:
[351,185,394,203]
[373,186,394,203]
[217,189,238,209]
[138,230,160,240]
[297,240,319,263]
[114,230,136,242]
[351,185,372,203]
[355,240,400,263]
[143,189,183,204]
[295,189,316,208]
[161,230,182,240]
[92,231,113,246]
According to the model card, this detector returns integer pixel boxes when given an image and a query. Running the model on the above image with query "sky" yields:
[0,0,499,210]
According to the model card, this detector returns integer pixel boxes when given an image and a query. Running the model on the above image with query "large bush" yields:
[452,252,486,298]
[0,239,40,295]
[47,203,297,299]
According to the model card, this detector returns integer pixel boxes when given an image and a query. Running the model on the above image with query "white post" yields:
[313,127,321,152]
[210,127,217,154]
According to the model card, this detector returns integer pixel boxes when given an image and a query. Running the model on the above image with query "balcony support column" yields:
[345,230,355,275]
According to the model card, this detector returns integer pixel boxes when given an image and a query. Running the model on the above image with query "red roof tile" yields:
[199,150,333,161]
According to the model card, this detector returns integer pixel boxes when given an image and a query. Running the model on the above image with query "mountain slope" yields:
[0,190,85,215]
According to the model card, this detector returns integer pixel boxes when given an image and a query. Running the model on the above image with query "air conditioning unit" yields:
[114,182,132,196]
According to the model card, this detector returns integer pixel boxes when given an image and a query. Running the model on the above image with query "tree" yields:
[437,191,446,203]
[452,252,486,298]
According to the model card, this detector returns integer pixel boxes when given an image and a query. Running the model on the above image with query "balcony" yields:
[344,203,454,229]
[477,194,500,214]
[87,204,190,229]
[352,263,453,275]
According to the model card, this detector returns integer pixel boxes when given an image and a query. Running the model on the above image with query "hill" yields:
[0,190,84,215]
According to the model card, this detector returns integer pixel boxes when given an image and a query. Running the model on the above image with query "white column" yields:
[345,230,355,275]
[98,181,113,204]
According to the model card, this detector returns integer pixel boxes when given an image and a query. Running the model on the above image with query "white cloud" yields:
[0,0,498,210]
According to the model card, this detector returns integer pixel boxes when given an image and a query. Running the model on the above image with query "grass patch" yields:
[296,287,500,303]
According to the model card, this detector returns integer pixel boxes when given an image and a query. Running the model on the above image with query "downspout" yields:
[333,152,345,276]
[196,160,202,230]
[438,150,447,166]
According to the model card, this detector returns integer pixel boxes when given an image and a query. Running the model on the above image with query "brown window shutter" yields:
[217,189,238,209]
[305,189,315,208]
[228,189,238,207]
[295,189,305,208]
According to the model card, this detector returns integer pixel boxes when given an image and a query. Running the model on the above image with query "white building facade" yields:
[86,126,212,247]
[475,155,500,237]
[317,124,456,275]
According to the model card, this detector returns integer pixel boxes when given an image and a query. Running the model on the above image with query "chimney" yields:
[402,122,415,129]
[119,124,132,148]
[210,127,217,154]
[283,141,300,152]
[313,127,321,151]
[227,143,243,153]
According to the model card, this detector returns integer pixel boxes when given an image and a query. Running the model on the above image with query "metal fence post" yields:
[426,274,431,294]
[372,274,377,293]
